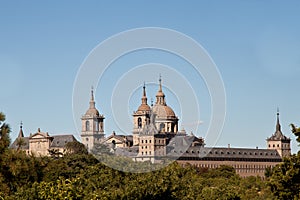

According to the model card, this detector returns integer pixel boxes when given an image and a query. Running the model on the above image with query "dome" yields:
[152,104,176,118]
[85,108,99,116]
[137,104,151,112]
[85,88,100,117]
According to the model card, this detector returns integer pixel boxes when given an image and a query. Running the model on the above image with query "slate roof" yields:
[10,134,77,150]
[167,146,282,162]
[50,135,77,148]
[103,133,133,143]
[10,137,29,150]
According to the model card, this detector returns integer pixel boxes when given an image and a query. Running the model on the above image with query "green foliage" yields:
[0,112,11,153]
[65,141,88,155]
[0,111,298,199]
[268,152,300,200]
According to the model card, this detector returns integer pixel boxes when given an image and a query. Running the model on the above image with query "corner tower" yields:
[267,110,291,157]
[81,88,105,151]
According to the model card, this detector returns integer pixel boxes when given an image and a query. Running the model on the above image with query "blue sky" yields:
[1,1,300,153]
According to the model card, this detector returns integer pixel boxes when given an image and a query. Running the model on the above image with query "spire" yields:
[141,82,147,105]
[89,86,96,109]
[276,108,281,132]
[156,74,166,105]
[159,74,162,92]
[18,121,24,138]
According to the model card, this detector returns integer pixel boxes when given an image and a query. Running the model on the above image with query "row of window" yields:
[174,150,277,156]
[141,139,165,145]
[191,163,274,171]
[178,156,281,162]
[141,151,151,155]
[85,121,102,131]
[268,144,289,148]
[141,139,152,144]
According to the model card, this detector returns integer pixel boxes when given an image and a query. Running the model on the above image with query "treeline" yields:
[0,112,299,200]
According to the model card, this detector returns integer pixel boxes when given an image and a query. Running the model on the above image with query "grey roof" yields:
[168,146,282,162]
[115,146,139,157]
[168,135,204,147]
[50,135,77,148]
[267,112,290,141]
[10,137,29,150]
[103,133,133,143]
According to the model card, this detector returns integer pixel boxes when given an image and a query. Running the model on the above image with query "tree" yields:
[64,141,88,155]
[267,125,300,199]
[290,123,300,144]
[0,112,11,153]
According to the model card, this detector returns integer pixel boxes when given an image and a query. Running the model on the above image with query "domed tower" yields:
[81,88,105,151]
[152,76,179,133]
[132,83,151,145]
[267,110,291,157]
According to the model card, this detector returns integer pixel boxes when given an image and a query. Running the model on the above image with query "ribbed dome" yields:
[135,83,151,113]
[137,104,151,112]
[85,88,100,116]
[85,108,99,116]
[152,104,176,118]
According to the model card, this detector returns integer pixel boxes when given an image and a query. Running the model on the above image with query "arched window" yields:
[159,123,165,132]
[95,121,99,132]
[138,118,142,128]
[86,121,90,131]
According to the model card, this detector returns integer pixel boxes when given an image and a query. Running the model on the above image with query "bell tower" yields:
[81,87,105,152]
[132,83,151,145]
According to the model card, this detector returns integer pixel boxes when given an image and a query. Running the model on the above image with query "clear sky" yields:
[1,1,300,153]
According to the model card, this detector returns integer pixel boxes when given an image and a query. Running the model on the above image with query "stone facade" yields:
[11,127,77,156]
[97,78,291,177]
[81,88,105,152]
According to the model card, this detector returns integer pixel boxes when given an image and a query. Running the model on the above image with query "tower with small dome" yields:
[81,88,105,151]
[132,83,151,145]
[152,76,179,133]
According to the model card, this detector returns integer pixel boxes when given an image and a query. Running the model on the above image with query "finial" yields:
[159,74,162,91]
[141,82,148,105]
[18,121,24,138]
[91,86,94,101]
[151,98,153,107]
[143,82,146,96]
[276,108,281,132]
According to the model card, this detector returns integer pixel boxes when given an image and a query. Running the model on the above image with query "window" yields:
[149,140,151,143]
[95,121,99,131]
[86,121,90,131]
[159,123,165,132]
[86,138,89,141]
[138,118,142,128]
